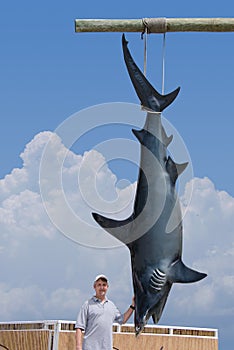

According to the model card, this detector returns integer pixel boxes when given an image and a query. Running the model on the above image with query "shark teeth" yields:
[149,269,167,291]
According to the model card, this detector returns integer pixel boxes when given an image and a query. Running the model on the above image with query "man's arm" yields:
[122,296,135,324]
[75,300,88,349]
[75,328,83,350]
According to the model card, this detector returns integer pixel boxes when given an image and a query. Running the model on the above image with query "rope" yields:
[141,25,167,96]
[161,33,166,94]
[142,18,167,34]
[143,27,148,76]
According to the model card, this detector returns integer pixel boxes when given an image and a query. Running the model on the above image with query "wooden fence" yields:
[113,324,218,350]
[0,320,218,350]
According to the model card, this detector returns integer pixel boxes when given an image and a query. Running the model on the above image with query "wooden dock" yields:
[0,320,218,350]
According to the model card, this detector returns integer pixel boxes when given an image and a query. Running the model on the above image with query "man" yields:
[75,274,135,350]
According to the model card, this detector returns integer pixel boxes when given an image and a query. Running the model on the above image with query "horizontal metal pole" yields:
[75,18,234,33]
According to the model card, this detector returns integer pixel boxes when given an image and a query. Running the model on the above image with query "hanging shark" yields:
[92,34,207,335]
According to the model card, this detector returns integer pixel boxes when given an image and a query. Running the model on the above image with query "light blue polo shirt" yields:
[75,296,124,350]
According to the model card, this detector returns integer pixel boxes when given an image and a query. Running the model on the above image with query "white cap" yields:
[94,274,108,283]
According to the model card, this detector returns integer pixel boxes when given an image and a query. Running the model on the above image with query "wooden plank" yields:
[0,331,50,350]
[0,331,219,350]
[113,333,219,350]
[75,17,234,33]
[0,322,218,350]
[58,332,76,350]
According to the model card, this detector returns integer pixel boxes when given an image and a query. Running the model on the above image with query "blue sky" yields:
[1,1,234,196]
[0,1,234,350]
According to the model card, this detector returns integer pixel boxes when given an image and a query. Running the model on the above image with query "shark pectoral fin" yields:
[168,260,207,283]
[92,212,133,244]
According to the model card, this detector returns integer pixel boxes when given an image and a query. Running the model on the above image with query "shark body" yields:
[92,34,207,335]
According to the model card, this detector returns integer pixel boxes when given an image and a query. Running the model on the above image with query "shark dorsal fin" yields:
[132,128,145,144]
[92,212,136,245]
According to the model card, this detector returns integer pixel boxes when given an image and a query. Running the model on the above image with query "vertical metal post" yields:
[52,321,61,350]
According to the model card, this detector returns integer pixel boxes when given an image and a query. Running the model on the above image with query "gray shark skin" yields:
[92,34,207,335]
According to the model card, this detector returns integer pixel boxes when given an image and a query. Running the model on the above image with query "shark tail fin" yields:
[122,33,180,113]
[168,259,207,283]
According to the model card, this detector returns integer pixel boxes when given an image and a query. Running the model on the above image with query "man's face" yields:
[94,278,109,299]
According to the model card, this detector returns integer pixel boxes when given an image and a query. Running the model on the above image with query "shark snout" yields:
[135,317,147,336]
[135,323,145,336]
[134,306,149,336]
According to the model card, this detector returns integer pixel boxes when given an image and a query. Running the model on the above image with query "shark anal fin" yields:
[168,259,207,283]
[164,134,173,147]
